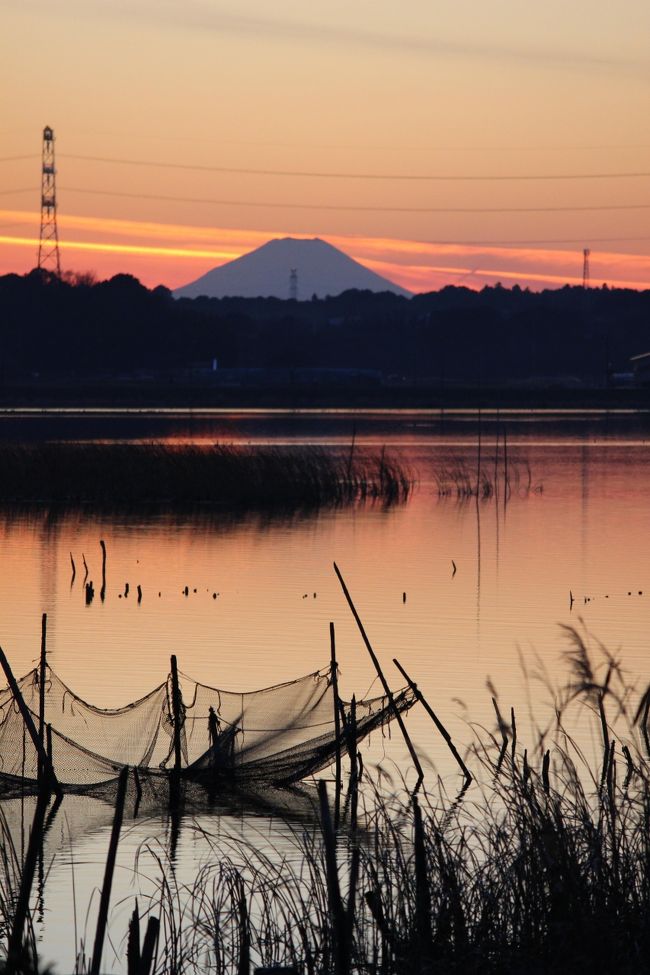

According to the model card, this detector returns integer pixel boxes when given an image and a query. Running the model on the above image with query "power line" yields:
[60,153,650,182]
[0,155,39,164]
[56,185,650,214]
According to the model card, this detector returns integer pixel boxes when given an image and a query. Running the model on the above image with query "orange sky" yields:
[2,1,650,292]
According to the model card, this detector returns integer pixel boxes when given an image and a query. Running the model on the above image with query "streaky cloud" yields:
[17,0,650,76]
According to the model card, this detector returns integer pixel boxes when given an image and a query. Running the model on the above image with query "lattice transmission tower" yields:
[289,267,298,301]
[582,248,590,289]
[37,126,62,276]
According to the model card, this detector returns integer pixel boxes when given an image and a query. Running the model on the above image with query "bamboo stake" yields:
[100,539,107,602]
[348,696,358,834]
[413,797,433,966]
[89,765,129,975]
[0,646,60,799]
[170,655,183,774]
[38,614,46,789]
[133,767,142,819]
[393,658,472,789]
[318,780,350,975]
[139,916,160,975]
[330,621,342,830]
[333,562,424,792]
[127,901,141,975]
[237,879,250,975]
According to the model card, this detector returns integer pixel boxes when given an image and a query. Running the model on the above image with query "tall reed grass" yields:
[6,629,650,974]
[139,630,650,973]
[0,443,412,509]
[434,459,539,501]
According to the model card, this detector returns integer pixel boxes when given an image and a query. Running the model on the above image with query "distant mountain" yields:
[174,237,412,299]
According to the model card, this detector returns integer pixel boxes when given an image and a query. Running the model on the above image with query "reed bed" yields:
[434,459,539,501]
[0,442,412,509]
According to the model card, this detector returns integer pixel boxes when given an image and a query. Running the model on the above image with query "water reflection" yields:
[0,422,650,967]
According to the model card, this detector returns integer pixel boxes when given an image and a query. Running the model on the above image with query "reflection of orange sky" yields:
[2,440,650,778]
[1,208,649,292]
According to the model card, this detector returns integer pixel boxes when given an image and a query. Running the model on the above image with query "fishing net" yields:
[0,665,416,793]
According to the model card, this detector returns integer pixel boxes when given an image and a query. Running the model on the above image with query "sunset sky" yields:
[2,0,650,292]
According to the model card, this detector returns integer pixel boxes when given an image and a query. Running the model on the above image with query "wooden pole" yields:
[332,563,424,792]
[318,780,349,975]
[0,646,60,799]
[139,916,160,975]
[38,613,47,788]
[329,621,342,830]
[100,539,107,602]
[170,655,183,774]
[393,657,472,789]
[348,696,358,833]
[89,765,129,975]
[7,786,50,972]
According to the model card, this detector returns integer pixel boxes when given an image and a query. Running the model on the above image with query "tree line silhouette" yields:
[1,268,649,388]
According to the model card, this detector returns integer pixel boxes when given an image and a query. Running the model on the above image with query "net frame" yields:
[0,664,417,794]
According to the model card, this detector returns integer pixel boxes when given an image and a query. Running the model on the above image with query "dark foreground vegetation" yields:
[3,632,650,973]
[2,269,650,395]
[0,442,411,508]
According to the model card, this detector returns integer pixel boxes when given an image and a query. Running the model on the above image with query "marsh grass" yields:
[6,629,650,974]
[0,443,412,510]
[58,628,644,974]
[434,459,540,501]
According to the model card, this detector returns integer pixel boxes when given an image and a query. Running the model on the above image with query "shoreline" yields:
[2,381,650,411]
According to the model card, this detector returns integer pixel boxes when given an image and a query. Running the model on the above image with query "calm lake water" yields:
[2,408,650,970]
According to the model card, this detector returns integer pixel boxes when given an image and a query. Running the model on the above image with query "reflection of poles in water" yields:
[168,790,182,865]
[8,788,50,971]
[37,786,63,929]
[89,766,129,975]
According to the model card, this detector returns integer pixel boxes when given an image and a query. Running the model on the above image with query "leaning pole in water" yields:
[0,644,60,799]
[333,561,424,793]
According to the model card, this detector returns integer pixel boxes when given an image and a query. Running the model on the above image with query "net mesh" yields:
[0,665,416,792]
